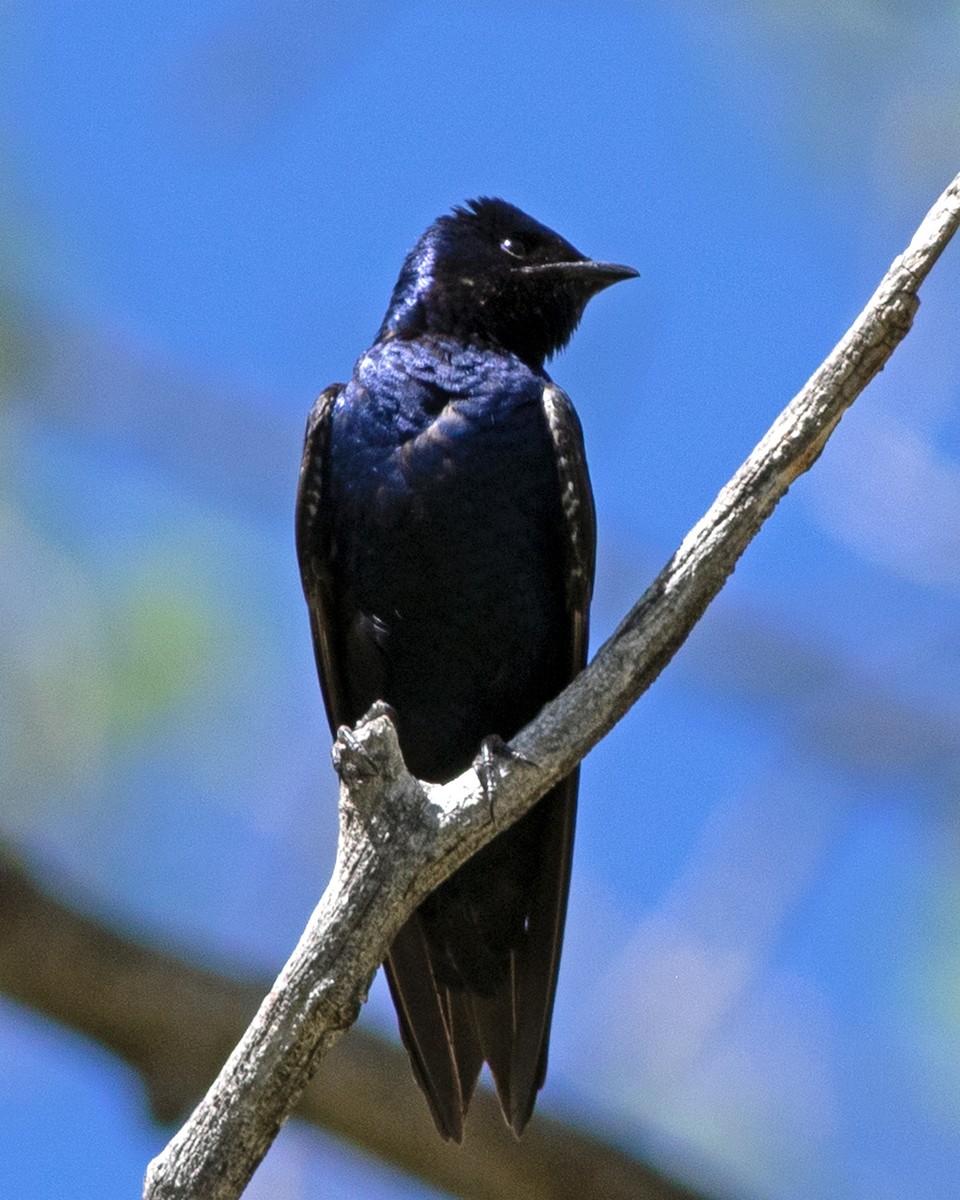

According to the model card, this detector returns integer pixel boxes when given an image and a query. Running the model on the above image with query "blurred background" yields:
[2,1,960,1197]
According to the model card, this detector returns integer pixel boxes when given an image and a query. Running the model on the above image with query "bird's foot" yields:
[332,702,399,782]
[473,735,535,821]
[332,725,377,779]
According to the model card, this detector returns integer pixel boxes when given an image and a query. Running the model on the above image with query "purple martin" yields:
[296,198,636,1140]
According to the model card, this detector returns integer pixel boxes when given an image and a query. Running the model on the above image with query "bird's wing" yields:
[295,385,346,736]
[506,382,596,1130]
[298,382,481,1141]
[385,381,595,1139]
[296,381,477,1139]
[473,381,596,1135]
[540,382,597,655]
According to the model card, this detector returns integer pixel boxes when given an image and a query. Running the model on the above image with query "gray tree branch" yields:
[144,174,960,1200]
[0,847,710,1200]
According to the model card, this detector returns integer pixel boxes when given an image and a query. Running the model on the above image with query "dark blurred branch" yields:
[0,847,711,1200]
[142,175,960,1200]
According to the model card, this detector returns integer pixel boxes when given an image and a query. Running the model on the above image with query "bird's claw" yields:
[332,724,377,780]
[474,735,532,821]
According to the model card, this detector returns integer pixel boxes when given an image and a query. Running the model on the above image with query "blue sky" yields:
[2,2,960,1198]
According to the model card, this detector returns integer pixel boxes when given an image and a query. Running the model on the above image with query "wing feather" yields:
[295,385,345,735]
[296,377,595,1140]
[470,381,595,1134]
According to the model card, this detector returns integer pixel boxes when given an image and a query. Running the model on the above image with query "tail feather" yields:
[505,772,579,1131]
[467,958,517,1120]
[384,916,473,1142]
[445,987,484,1113]
[384,777,578,1139]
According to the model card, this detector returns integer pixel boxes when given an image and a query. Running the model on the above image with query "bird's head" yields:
[377,198,637,371]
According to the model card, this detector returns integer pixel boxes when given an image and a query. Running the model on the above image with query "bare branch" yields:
[0,848,715,1200]
[145,175,960,1200]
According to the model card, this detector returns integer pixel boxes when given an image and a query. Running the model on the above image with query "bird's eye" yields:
[500,236,528,259]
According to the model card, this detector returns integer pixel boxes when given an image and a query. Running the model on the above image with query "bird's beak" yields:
[516,259,639,292]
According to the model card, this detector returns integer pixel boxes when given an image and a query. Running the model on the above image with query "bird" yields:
[296,197,636,1141]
